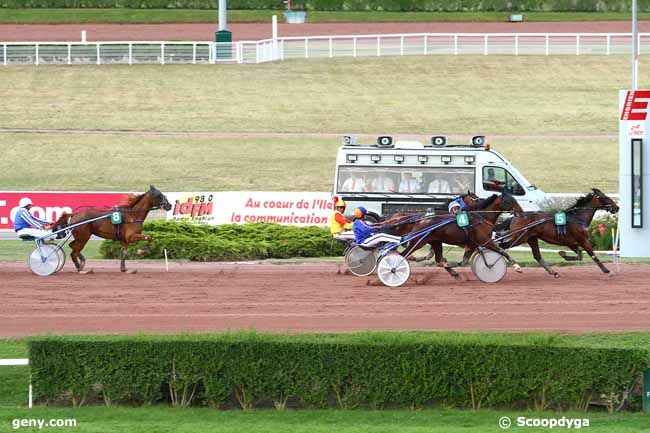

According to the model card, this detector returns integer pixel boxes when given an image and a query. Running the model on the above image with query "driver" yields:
[352,207,401,247]
[448,196,467,215]
[330,197,353,237]
[13,198,53,239]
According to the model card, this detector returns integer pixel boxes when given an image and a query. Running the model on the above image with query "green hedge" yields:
[4,0,650,11]
[99,221,344,261]
[29,333,648,410]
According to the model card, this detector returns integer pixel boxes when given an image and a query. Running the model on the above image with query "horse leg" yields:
[528,238,558,278]
[558,246,583,261]
[433,242,460,280]
[69,233,92,274]
[579,239,610,274]
[119,243,132,273]
[483,240,522,273]
[69,240,82,272]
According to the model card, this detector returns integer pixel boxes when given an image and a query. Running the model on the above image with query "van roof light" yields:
[471,136,486,147]
[430,136,447,147]
[377,136,393,147]
[342,135,358,146]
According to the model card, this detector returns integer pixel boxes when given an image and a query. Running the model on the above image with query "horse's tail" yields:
[52,212,73,231]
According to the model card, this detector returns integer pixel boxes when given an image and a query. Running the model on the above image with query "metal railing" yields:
[2,33,649,66]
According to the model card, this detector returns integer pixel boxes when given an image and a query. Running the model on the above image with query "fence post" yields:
[35,43,39,66]
[484,35,488,55]
[454,34,458,55]
[329,37,333,58]
[576,34,580,56]
[67,43,71,65]
[96,43,100,65]
[305,38,309,58]
[515,34,519,56]
[3,44,6,66]
[400,35,404,56]
[256,42,260,63]
[377,36,381,56]
[353,36,357,57]
[129,43,132,65]
[192,43,196,64]
[606,34,611,55]
[281,39,285,60]
[545,34,549,56]
[160,43,164,64]
[423,35,427,55]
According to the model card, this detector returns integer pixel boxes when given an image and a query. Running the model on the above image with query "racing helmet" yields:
[334,197,346,209]
[448,197,463,213]
[18,197,33,208]
[353,206,367,219]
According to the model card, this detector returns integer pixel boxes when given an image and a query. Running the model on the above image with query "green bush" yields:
[29,332,648,410]
[99,221,344,261]
[4,0,650,10]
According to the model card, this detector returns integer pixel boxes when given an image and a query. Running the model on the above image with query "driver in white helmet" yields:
[13,198,53,239]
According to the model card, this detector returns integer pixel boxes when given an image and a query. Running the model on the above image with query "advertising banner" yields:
[167,191,334,226]
[0,192,129,231]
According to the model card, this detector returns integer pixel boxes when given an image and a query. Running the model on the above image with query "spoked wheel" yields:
[376,252,411,287]
[54,247,66,273]
[28,245,60,276]
[470,248,507,283]
[344,245,377,276]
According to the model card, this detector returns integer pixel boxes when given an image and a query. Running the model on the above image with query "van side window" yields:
[482,167,525,196]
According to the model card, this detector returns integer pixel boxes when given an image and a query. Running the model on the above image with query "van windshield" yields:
[337,166,475,195]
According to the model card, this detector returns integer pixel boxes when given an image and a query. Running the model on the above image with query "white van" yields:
[333,135,546,220]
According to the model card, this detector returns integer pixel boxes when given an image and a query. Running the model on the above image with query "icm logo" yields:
[173,195,214,219]
[621,90,650,121]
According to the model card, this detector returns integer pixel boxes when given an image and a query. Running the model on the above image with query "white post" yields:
[3,44,6,66]
[67,43,71,65]
[218,0,227,31]
[192,43,196,64]
[96,43,100,65]
[81,30,86,43]
[329,36,333,58]
[400,35,404,56]
[633,0,639,89]
[545,34,550,56]
[377,36,381,56]
[35,43,38,66]
[272,15,278,61]
[515,34,519,56]
[129,43,132,65]
[483,35,488,55]
[454,34,458,55]
[161,43,165,65]
[607,34,611,55]
[280,39,285,60]
[28,382,32,409]
[256,42,260,63]
[353,36,357,57]
[576,34,580,56]
[423,35,427,55]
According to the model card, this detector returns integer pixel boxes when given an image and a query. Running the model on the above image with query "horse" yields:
[399,192,524,281]
[497,188,619,277]
[52,185,172,274]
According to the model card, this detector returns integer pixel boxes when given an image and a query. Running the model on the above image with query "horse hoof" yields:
[453,274,462,281]
[553,272,560,279]
[125,269,138,274]
[513,264,523,273]
[78,269,93,275]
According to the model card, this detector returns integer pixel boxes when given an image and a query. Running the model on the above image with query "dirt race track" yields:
[1,260,650,337]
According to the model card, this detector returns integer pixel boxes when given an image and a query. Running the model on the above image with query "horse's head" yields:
[591,188,619,214]
[461,190,480,209]
[149,185,172,211]
[500,191,524,215]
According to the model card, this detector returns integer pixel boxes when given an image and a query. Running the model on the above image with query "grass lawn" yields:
[0,134,617,192]
[0,57,639,135]
[0,240,103,261]
[2,9,650,24]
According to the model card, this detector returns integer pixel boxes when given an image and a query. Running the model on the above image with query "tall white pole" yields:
[633,0,638,89]
[218,0,227,31]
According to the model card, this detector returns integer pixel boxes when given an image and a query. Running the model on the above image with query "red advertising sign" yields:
[621,90,650,121]
[0,192,128,230]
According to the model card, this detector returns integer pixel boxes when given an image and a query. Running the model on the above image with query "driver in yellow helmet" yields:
[330,197,353,236]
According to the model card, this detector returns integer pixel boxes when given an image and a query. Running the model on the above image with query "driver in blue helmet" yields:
[352,206,380,244]
[448,195,467,215]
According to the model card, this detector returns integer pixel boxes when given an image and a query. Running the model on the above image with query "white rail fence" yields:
[2,32,650,66]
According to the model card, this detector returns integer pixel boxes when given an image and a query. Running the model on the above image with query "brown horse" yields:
[53,185,171,274]
[498,188,619,277]
[400,192,524,281]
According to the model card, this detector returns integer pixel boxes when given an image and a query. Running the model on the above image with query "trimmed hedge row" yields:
[29,333,648,410]
[99,221,344,261]
[4,0,650,11]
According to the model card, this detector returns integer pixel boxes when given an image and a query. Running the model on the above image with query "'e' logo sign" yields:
[621,90,650,121]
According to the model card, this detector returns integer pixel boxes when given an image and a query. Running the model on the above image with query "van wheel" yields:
[365,212,381,224]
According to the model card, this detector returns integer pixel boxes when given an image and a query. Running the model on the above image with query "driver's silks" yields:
[111,211,123,225]
[456,212,470,228]
[554,212,567,226]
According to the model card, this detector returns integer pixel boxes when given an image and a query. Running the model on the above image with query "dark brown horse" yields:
[399,192,524,281]
[53,185,171,274]
[498,188,619,276]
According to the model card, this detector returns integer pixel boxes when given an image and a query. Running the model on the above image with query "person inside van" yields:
[370,173,396,193]
[427,175,451,194]
[483,167,502,192]
[341,171,367,192]
[398,172,421,193]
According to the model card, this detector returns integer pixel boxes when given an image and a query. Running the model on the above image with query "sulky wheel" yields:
[345,245,377,276]
[28,244,60,277]
[470,248,507,283]
[376,252,411,287]
[54,247,66,273]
